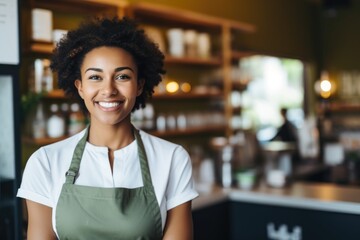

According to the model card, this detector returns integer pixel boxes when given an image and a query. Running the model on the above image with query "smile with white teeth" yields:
[98,101,121,108]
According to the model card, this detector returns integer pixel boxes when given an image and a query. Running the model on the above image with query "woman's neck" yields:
[88,120,135,151]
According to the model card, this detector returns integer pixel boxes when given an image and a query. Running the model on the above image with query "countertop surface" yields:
[192,181,360,215]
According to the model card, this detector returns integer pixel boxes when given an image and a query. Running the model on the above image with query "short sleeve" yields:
[165,147,199,210]
[17,148,53,207]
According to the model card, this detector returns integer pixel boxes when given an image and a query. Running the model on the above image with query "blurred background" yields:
[1,0,360,239]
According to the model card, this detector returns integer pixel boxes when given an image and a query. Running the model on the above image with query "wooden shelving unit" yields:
[125,2,255,141]
[21,0,256,149]
[327,102,360,112]
[42,89,66,99]
[164,56,222,66]
[29,0,125,15]
[317,100,360,149]
[152,92,223,100]
[22,135,69,146]
[20,0,127,152]
[29,41,54,54]
[126,2,223,29]
[150,125,226,138]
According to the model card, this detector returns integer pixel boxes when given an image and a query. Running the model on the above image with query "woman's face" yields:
[75,46,143,126]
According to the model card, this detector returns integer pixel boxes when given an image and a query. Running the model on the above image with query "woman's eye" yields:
[89,75,101,80]
[116,74,130,80]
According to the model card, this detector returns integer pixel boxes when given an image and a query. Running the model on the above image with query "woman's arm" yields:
[26,200,56,240]
[163,201,193,240]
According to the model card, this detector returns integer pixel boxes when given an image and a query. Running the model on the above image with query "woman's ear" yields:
[74,79,83,99]
[137,79,145,96]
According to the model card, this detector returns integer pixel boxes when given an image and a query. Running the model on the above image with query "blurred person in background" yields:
[271,108,298,143]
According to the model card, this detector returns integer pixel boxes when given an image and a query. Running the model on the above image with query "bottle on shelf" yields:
[68,103,86,135]
[131,107,144,129]
[33,58,53,93]
[143,103,155,130]
[32,103,46,139]
[42,60,53,92]
[46,103,65,138]
[156,113,166,131]
[60,103,70,135]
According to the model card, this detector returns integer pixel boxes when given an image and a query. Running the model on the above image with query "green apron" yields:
[56,127,163,240]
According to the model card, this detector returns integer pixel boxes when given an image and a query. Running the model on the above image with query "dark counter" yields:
[192,182,360,240]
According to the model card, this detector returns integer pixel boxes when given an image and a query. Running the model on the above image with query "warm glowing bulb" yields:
[314,71,336,99]
[320,79,332,92]
[166,81,179,93]
[180,82,191,93]
[320,91,331,99]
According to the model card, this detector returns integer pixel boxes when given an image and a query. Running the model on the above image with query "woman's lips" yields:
[96,101,124,111]
[98,101,121,108]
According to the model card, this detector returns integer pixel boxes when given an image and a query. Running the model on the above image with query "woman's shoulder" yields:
[30,129,86,165]
[20,130,87,196]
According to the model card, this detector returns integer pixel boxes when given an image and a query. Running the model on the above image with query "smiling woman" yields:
[17,17,198,240]
[75,47,141,129]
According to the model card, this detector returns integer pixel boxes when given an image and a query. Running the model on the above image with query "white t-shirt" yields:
[17,128,198,236]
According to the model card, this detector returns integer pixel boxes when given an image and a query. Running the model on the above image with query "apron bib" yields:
[56,128,162,240]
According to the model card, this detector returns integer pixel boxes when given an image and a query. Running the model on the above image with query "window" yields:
[238,55,305,142]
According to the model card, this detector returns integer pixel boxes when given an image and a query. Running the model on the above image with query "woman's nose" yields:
[101,80,118,96]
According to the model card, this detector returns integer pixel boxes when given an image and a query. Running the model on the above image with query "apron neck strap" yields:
[133,128,153,189]
[65,127,89,184]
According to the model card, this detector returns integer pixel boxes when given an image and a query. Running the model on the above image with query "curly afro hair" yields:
[50,17,165,113]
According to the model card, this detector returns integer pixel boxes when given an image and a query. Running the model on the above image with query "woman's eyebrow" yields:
[115,67,134,73]
[85,67,102,73]
[85,67,134,73]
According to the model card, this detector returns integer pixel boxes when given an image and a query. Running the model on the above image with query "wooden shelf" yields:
[149,125,226,137]
[30,41,54,54]
[43,89,66,99]
[228,20,256,33]
[327,102,360,112]
[28,45,223,67]
[32,0,122,14]
[165,56,222,66]
[23,126,226,145]
[152,91,223,100]
[127,2,224,29]
[26,0,128,55]
[43,89,223,100]
[129,3,255,32]
[22,135,69,146]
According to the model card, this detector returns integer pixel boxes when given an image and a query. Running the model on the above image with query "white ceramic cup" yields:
[267,169,286,188]
[197,33,211,58]
[184,30,198,57]
[167,28,185,57]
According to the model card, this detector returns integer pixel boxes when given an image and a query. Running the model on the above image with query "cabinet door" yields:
[230,201,360,240]
[193,202,230,240]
